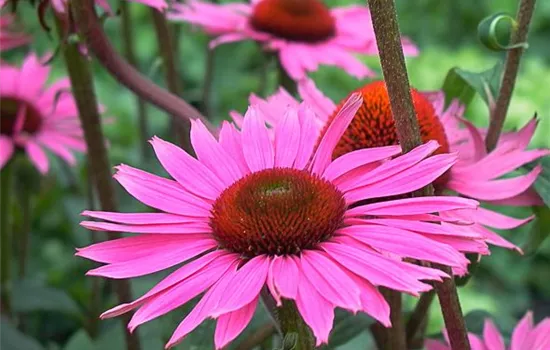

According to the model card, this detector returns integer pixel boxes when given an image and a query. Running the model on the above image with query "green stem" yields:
[17,184,30,279]
[485,0,537,151]
[370,288,405,350]
[120,0,150,160]
[406,290,435,347]
[277,301,314,350]
[200,44,216,119]
[1,160,14,317]
[150,9,192,153]
[56,18,141,350]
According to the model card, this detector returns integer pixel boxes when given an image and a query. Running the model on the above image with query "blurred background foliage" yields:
[1,0,550,349]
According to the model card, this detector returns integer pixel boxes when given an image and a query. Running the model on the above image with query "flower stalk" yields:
[150,9,192,152]
[368,0,470,349]
[406,290,435,347]
[120,0,150,159]
[71,0,216,134]
[277,301,315,350]
[485,0,537,151]
[56,18,141,350]
[0,160,14,317]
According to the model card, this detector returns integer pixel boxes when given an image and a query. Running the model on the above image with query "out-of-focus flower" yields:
[78,95,486,348]
[168,0,418,80]
[426,311,550,350]
[0,53,87,173]
[50,0,167,14]
[0,0,31,51]
[231,79,549,252]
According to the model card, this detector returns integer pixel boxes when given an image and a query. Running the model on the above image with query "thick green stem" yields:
[277,301,314,350]
[150,9,192,152]
[1,160,13,317]
[367,0,469,349]
[120,0,150,159]
[485,0,537,151]
[56,19,141,350]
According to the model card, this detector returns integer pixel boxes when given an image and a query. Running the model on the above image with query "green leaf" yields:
[0,317,44,350]
[522,206,550,255]
[11,280,81,316]
[63,329,95,350]
[478,12,528,52]
[322,310,374,349]
[442,61,503,109]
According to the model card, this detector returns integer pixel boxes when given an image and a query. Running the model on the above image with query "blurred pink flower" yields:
[0,53,86,173]
[230,79,549,253]
[168,0,418,80]
[78,95,486,348]
[50,0,167,13]
[426,311,550,350]
[0,1,30,51]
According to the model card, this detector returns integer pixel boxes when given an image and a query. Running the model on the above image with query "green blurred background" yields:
[2,0,550,349]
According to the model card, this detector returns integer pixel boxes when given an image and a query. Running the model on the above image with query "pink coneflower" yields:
[0,13,31,52]
[78,95,488,348]
[231,79,549,251]
[168,0,418,80]
[426,311,550,350]
[0,53,86,173]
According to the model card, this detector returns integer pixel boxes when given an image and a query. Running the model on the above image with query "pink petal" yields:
[310,93,362,175]
[483,319,505,350]
[100,251,237,319]
[338,224,469,268]
[76,233,211,263]
[241,106,274,171]
[150,136,224,200]
[25,140,49,174]
[127,256,239,332]
[20,54,50,99]
[267,256,300,306]
[218,121,249,175]
[424,339,450,350]
[353,218,481,238]
[297,78,335,122]
[348,273,390,327]
[475,207,534,230]
[295,267,334,346]
[300,251,362,312]
[0,136,14,169]
[114,164,211,217]
[487,188,544,207]
[81,210,198,224]
[214,296,259,349]
[128,0,167,11]
[294,105,320,169]
[210,255,269,317]
[36,135,76,165]
[446,165,542,201]
[531,318,550,350]
[80,220,211,234]
[85,237,216,278]
[511,312,533,350]
[274,108,301,167]
[190,120,245,186]
[346,196,478,217]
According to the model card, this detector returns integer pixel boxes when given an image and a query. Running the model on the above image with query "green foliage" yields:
[477,12,524,51]
[11,280,82,316]
[0,317,44,350]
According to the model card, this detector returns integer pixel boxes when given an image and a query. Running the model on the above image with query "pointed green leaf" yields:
[442,62,503,109]
[478,12,528,52]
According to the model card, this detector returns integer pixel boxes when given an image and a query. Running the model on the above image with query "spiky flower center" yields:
[210,168,346,257]
[249,0,336,43]
[0,97,42,136]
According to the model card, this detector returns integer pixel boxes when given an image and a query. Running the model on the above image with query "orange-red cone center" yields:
[210,168,346,257]
[250,0,336,43]
[0,97,43,136]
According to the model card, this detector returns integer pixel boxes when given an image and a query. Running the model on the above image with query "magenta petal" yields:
[475,207,534,230]
[274,109,301,168]
[294,105,319,169]
[25,140,49,174]
[310,93,362,175]
[267,256,300,306]
[150,136,224,200]
[81,210,199,224]
[510,312,533,350]
[483,319,505,350]
[218,121,249,175]
[211,255,269,317]
[354,218,481,238]
[300,251,362,312]
[347,272,390,327]
[86,238,216,278]
[77,233,212,263]
[214,296,259,349]
[346,196,478,217]
[0,136,14,169]
[295,267,334,346]
[297,78,335,122]
[241,106,274,171]
[100,251,236,319]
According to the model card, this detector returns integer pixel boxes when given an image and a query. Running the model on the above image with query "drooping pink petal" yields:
[25,140,49,174]
[80,220,211,234]
[81,210,198,225]
[267,255,300,306]
[214,296,259,349]
[300,250,362,312]
[85,237,216,278]
[347,272,390,327]
[483,319,505,350]
[510,311,533,350]
[346,196,478,217]
[295,267,334,346]
[475,207,534,230]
